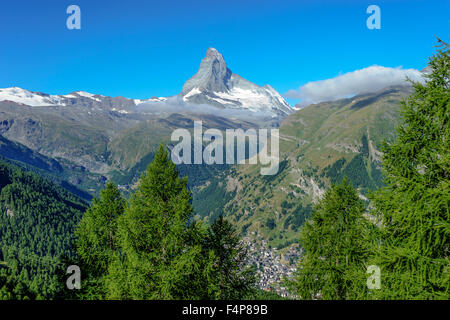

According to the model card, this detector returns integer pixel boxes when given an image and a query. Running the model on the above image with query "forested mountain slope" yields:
[0,160,87,299]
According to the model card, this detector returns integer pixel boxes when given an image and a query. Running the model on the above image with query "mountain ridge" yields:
[1,48,292,118]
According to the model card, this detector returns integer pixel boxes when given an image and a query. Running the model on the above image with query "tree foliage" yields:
[203,215,256,299]
[105,144,215,299]
[73,182,126,299]
[287,179,373,299]
[0,160,87,299]
[370,39,450,299]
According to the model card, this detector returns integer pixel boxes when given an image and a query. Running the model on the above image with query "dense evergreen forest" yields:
[0,160,87,299]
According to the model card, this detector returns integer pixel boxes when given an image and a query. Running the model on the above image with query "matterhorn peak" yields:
[180,48,292,116]
[205,47,222,59]
[181,48,232,95]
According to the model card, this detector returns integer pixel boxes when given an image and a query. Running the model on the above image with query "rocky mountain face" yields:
[181,48,293,117]
[0,134,102,201]
[0,100,141,173]
[0,134,63,173]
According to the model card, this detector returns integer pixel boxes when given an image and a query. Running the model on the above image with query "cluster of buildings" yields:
[243,236,301,298]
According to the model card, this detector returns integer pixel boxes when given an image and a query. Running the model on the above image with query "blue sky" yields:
[0,0,448,104]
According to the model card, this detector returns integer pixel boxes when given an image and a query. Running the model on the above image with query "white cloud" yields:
[284,65,424,106]
[135,96,276,119]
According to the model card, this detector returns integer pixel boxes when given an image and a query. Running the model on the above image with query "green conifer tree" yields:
[287,179,373,299]
[75,181,126,298]
[204,215,256,299]
[106,144,214,299]
[370,39,449,299]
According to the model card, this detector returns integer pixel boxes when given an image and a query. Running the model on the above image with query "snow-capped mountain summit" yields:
[181,48,293,116]
[0,86,169,111]
[0,87,145,112]
[0,87,67,106]
[182,48,231,95]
